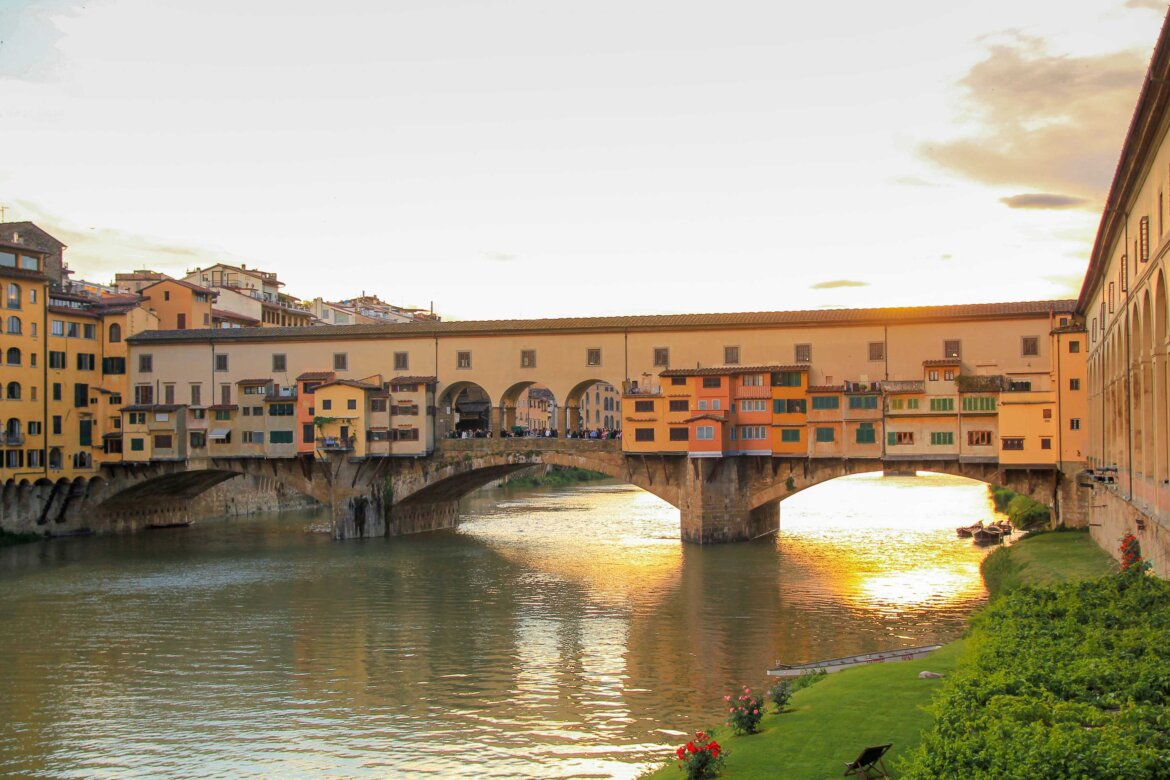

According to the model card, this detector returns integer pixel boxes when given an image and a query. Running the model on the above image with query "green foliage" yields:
[505,467,609,488]
[0,529,41,547]
[313,415,340,428]
[1006,494,1050,529]
[785,476,796,492]
[767,681,792,712]
[900,574,1170,779]
[990,485,1016,512]
[789,668,827,693]
[674,731,724,780]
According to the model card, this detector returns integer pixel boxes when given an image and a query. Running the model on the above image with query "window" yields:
[130,438,145,452]
[49,351,66,369]
[73,383,88,408]
[781,429,801,443]
[457,351,472,369]
[66,322,79,338]
[5,283,20,309]
[108,323,122,343]
[347,399,357,410]
[272,354,287,372]
[139,354,153,373]
[190,431,207,448]
[668,427,688,441]
[322,399,332,410]
[1109,282,1115,313]
[1070,378,1081,391]
[76,353,95,371]
[154,434,173,449]
[586,348,601,366]
[303,423,315,444]
[774,371,802,387]
[739,399,767,412]
[634,428,654,442]
[1001,437,1024,450]
[102,357,126,375]
[1140,215,1150,262]
[739,425,767,440]
[521,349,536,368]
[1069,340,1081,353]
[811,396,839,410]
[868,342,885,361]
[1008,380,1032,392]
[50,319,63,336]
[333,353,347,371]
[815,426,835,443]
[888,431,914,446]
[742,374,764,387]
[394,352,409,371]
[1041,438,1052,450]
[968,430,993,446]
[695,425,715,440]
[7,316,21,334]
[889,398,904,410]
[4,381,19,400]
[907,398,919,410]
[370,398,388,413]
[962,396,996,412]
[944,369,955,381]
[1021,336,1039,357]
[929,398,954,412]
[928,370,939,382]
[83,324,95,339]
[242,431,265,444]
[654,348,669,367]
[28,421,41,435]
[795,344,811,363]
[270,430,294,444]
[855,423,876,444]
[785,399,806,414]
[1042,408,1053,420]
[724,346,740,364]
[269,403,295,416]
[669,399,689,412]
[163,384,175,404]
[930,431,954,446]
[943,340,961,359]
[214,353,229,372]
[128,412,146,425]
[52,416,61,435]
[848,395,878,410]
[220,384,231,405]
[634,400,654,413]
[697,400,709,410]
[1070,418,1081,430]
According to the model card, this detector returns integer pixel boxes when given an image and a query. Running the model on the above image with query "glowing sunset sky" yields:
[1,0,1166,319]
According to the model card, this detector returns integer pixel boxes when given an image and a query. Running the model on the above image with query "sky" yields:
[1,0,1167,320]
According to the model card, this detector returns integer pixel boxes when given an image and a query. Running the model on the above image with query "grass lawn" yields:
[641,530,1118,779]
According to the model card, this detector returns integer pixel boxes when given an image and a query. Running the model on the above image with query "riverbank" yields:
[641,530,1116,779]
[0,529,41,547]
[503,466,610,488]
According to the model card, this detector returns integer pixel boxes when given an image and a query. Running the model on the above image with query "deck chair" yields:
[844,743,891,779]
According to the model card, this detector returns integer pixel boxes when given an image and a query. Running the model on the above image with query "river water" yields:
[0,472,997,779]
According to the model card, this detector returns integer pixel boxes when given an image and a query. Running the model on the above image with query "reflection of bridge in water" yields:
[12,437,1076,544]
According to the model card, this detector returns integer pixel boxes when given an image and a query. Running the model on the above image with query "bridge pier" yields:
[679,457,778,543]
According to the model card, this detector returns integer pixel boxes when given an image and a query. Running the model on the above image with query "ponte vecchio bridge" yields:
[1,300,1090,543]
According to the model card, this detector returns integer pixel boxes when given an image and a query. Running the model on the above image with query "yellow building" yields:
[0,239,49,480]
[140,278,216,330]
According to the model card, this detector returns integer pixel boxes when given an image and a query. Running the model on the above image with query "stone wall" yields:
[188,474,319,519]
[1089,483,1168,576]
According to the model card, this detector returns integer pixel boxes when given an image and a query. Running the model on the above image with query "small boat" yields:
[991,520,1013,536]
[973,526,1003,545]
[956,521,983,538]
[768,645,943,678]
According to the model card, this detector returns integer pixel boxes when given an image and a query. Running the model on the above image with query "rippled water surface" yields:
[0,472,999,778]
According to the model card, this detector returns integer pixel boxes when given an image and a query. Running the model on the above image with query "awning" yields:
[208,428,231,440]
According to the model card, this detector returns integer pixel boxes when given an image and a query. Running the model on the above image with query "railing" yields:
[317,436,355,451]
[0,433,24,446]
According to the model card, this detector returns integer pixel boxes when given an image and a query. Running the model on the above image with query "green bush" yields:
[1005,494,1050,529]
[990,485,1016,513]
[505,467,609,488]
[900,573,1170,779]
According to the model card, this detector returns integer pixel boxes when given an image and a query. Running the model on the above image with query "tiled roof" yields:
[317,379,381,391]
[212,308,260,324]
[922,359,961,367]
[126,299,1081,344]
[142,278,216,295]
[660,364,786,377]
[883,380,924,394]
[207,404,238,411]
[391,375,437,384]
[235,378,272,385]
[121,404,185,412]
[683,413,727,423]
[296,370,335,381]
[808,385,845,393]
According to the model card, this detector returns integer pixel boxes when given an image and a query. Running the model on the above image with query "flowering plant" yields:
[1120,533,1150,573]
[674,731,724,780]
[725,685,764,735]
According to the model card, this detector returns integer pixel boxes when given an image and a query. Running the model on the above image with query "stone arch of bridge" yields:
[560,377,622,431]
[393,448,679,510]
[436,380,495,436]
[744,460,1049,518]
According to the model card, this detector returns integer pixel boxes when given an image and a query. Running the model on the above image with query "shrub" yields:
[725,685,765,735]
[900,573,1170,779]
[674,731,724,780]
[990,485,1016,513]
[767,681,792,712]
[1005,494,1050,529]
[789,668,827,692]
[1120,533,1149,573]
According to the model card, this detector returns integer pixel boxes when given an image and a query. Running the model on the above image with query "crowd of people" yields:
[446,427,621,440]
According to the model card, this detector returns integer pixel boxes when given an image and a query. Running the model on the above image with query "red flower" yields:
[686,741,697,753]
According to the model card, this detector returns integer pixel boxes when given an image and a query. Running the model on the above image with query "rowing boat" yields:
[767,644,943,677]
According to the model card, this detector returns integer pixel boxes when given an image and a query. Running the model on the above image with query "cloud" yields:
[811,279,869,289]
[1125,0,1167,11]
[0,0,91,81]
[485,251,516,263]
[1000,193,1091,210]
[940,254,953,261]
[920,34,1147,200]
[1042,273,1088,296]
[891,176,940,188]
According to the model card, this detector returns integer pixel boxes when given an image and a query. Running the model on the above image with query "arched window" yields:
[5,418,20,438]
[5,283,19,309]
[6,316,20,334]
[6,381,20,400]
[5,347,19,365]
[108,323,122,343]
[48,448,62,470]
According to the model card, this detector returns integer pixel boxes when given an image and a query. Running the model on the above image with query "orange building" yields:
[140,279,216,330]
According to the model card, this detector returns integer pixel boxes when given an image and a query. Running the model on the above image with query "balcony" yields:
[733,385,771,399]
[317,436,355,451]
[0,432,24,446]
